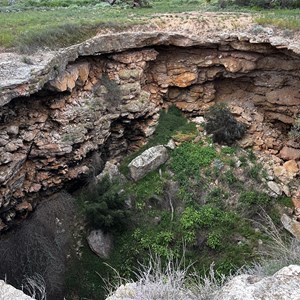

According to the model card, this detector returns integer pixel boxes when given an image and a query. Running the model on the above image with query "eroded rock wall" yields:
[0,41,300,230]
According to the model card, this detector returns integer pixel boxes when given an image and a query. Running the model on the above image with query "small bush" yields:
[79,176,129,232]
[205,104,246,146]
[239,191,272,216]
[289,117,300,140]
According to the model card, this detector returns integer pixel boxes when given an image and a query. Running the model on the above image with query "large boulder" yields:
[218,265,300,300]
[0,280,34,300]
[87,229,113,259]
[128,145,169,181]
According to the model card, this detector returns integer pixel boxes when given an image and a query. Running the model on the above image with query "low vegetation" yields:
[65,106,293,300]
[1,0,300,52]
[205,104,246,145]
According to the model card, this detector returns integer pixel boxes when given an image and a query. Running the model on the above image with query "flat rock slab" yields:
[87,229,113,259]
[128,145,169,181]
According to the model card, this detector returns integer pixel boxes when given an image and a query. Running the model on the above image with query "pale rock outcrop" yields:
[218,265,300,300]
[105,265,300,300]
[0,280,34,300]
[128,145,169,181]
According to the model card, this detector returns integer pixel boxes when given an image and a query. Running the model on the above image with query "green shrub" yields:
[149,106,197,146]
[205,104,246,146]
[79,176,129,232]
[239,191,272,216]
[289,117,300,140]
[171,142,217,180]
[207,231,222,250]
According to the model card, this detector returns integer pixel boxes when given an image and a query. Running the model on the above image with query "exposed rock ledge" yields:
[1,22,300,107]
[0,13,299,230]
[105,264,300,300]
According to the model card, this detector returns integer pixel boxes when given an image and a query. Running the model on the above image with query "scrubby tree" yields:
[205,104,246,145]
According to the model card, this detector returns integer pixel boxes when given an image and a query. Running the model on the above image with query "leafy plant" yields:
[239,191,272,217]
[171,142,217,180]
[205,104,246,146]
[206,231,222,250]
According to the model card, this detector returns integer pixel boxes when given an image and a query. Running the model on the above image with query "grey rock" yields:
[87,229,113,259]
[165,139,176,150]
[0,280,34,300]
[128,145,169,181]
[97,161,124,182]
[267,181,282,195]
[281,214,300,240]
[6,125,19,135]
[218,265,300,300]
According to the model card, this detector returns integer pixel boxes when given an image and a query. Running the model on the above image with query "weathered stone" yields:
[267,181,282,195]
[6,125,19,135]
[281,214,300,240]
[97,161,123,182]
[279,146,300,161]
[218,265,300,300]
[15,201,32,211]
[283,160,299,175]
[165,139,176,150]
[0,280,34,300]
[87,229,113,259]
[128,145,169,181]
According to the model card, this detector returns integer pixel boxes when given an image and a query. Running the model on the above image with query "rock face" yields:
[218,265,300,300]
[0,22,300,229]
[0,280,34,300]
[128,145,169,181]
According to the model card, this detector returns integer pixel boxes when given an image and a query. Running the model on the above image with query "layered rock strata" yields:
[0,29,300,230]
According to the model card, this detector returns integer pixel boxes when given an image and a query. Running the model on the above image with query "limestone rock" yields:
[267,181,282,195]
[105,265,300,300]
[165,139,176,150]
[0,280,34,299]
[87,229,113,259]
[283,160,299,175]
[281,214,300,240]
[279,146,300,161]
[97,161,124,182]
[218,265,300,300]
[128,145,169,181]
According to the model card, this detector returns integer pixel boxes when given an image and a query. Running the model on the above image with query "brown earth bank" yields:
[0,12,299,230]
